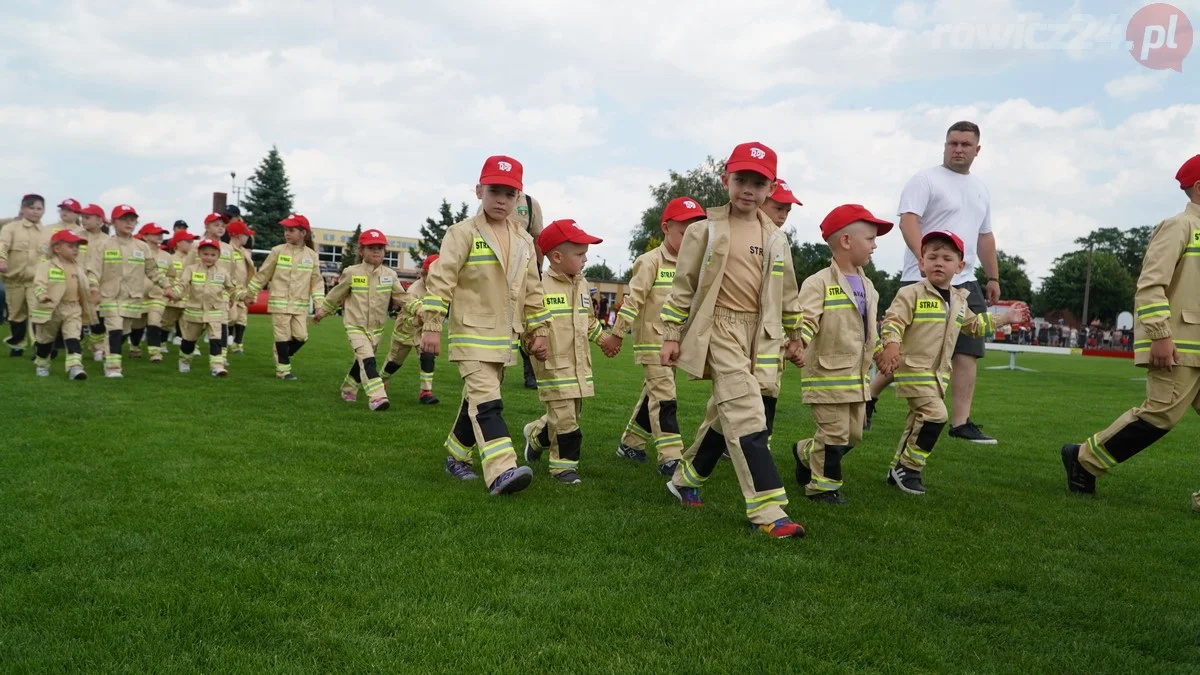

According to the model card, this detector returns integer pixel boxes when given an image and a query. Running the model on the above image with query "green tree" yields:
[240,145,295,249]
[1037,250,1134,324]
[1075,226,1154,280]
[583,262,616,281]
[629,157,728,261]
[974,250,1033,303]
[339,224,362,274]
[416,199,470,267]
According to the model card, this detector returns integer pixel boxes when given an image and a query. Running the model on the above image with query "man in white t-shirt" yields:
[866,121,1003,444]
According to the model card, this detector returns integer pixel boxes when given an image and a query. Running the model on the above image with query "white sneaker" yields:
[68,366,87,380]
[179,361,191,374]
[92,349,104,362]
[104,369,123,379]
[172,336,182,346]
[36,366,50,377]
[211,367,227,377]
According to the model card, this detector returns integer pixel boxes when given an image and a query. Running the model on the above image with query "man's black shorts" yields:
[898,279,987,358]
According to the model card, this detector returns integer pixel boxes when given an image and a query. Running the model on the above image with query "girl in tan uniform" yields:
[31,230,92,380]
[226,220,257,354]
[129,223,171,362]
[316,229,410,411]
[382,253,440,404]
[173,239,241,376]
[0,194,47,356]
[247,213,324,380]
[78,204,110,360]
[162,231,197,348]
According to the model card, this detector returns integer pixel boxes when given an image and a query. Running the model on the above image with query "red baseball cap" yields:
[137,222,168,237]
[1176,154,1200,189]
[58,198,82,213]
[279,213,311,231]
[921,230,965,256]
[768,180,803,205]
[537,219,603,253]
[111,204,138,221]
[81,203,106,220]
[226,221,256,237]
[661,196,707,225]
[725,142,777,181]
[359,228,388,246]
[50,229,85,245]
[170,231,199,245]
[197,238,222,250]
[203,212,225,225]
[422,253,440,272]
[819,204,894,239]
[479,155,523,191]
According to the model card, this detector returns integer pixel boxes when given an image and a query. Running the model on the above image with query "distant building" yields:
[311,227,421,282]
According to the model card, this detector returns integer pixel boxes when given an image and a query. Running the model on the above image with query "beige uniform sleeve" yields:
[0,223,12,262]
[143,244,169,288]
[32,261,50,300]
[611,254,654,337]
[960,305,994,339]
[248,250,278,295]
[660,223,708,342]
[522,245,550,338]
[1133,219,1189,341]
[322,274,352,313]
[308,249,325,305]
[796,273,825,348]
[420,226,467,332]
[880,287,916,346]
[780,251,803,340]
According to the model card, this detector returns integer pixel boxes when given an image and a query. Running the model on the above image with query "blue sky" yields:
[1,0,1196,282]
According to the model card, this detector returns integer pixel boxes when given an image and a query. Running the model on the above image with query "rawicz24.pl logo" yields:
[1127,3,1193,71]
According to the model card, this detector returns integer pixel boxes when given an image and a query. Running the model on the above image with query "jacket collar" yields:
[659,241,678,264]
[545,267,577,285]
[826,260,865,292]
[708,203,775,235]
[471,212,522,272]
[1186,201,1200,217]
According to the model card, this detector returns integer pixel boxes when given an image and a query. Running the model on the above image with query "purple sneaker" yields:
[444,457,479,481]
[489,466,534,496]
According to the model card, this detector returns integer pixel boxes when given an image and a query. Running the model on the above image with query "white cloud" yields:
[1104,71,1170,99]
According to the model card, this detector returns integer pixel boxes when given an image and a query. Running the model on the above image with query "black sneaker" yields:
[793,442,812,487]
[658,459,679,477]
[9,347,24,357]
[1060,444,1096,495]
[888,464,926,495]
[554,470,582,485]
[949,420,996,445]
[615,444,648,463]
[807,490,846,505]
[524,375,537,390]
[864,398,878,431]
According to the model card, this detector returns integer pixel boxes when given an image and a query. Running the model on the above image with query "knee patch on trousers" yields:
[1107,418,1170,463]
[658,399,680,434]
[452,400,476,447]
[361,357,379,380]
[634,396,652,432]
[691,428,726,478]
[823,445,848,481]
[474,399,508,441]
[739,430,784,492]
[275,341,292,364]
[762,396,778,435]
[557,429,583,461]
[915,421,946,451]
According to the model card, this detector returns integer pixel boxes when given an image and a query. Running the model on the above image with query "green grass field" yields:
[2,315,1198,672]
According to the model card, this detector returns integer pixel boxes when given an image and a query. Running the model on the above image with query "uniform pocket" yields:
[1147,374,1176,404]
[903,355,934,371]
[1181,310,1200,325]
[463,313,496,328]
[546,356,573,370]
[763,323,782,339]
[818,353,859,371]
[713,374,750,403]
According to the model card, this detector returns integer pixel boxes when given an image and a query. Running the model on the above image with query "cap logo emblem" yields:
[497,161,512,172]
[683,200,696,209]
[749,147,766,159]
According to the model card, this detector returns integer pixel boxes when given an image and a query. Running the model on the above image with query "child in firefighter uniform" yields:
[87,204,175,378]
[1061,154,1200,506]
[247,213,325,380]
[660,142,807,539]
[520,219,611,484]
[419,155,550,496]
[316,229,410,411]
[603,196,707,476]
[0,194,47,356]
[877,231,1025,494]
[792,205,893,504]
[129,223,171,362]
[31,229,93,379]
[173,239,241,376]
[382,253,441,404]
[162,231,197,349]
[226,220,257,354]
[77,203,109,359]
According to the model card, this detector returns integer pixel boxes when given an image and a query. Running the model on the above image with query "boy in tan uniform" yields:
[31,229,93,380]
[316,229,410,411]
[877,231,1025,494]
[0,194,47,356]
[1061,155,1200,506]
[602,196,706,475]
[162,231,197,349]
[382,253,440,404]
[247,214,325,380]
[521,219,612,484]
[87,204,176,378]
[78,203,109,359]
[420,155,550,496]
[226,220,257,354]
[129,223,171,362]
[792,204,893,504]
[173,239,241,376]
[660,142,807,539]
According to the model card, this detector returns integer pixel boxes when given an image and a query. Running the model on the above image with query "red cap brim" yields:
[480,175,523,191]
[725,161,776,181]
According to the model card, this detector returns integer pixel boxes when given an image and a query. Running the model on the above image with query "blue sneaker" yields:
[490,466,534,495]
[444,457,478,481]
[658,459,679,477]
[667,481,703,508]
